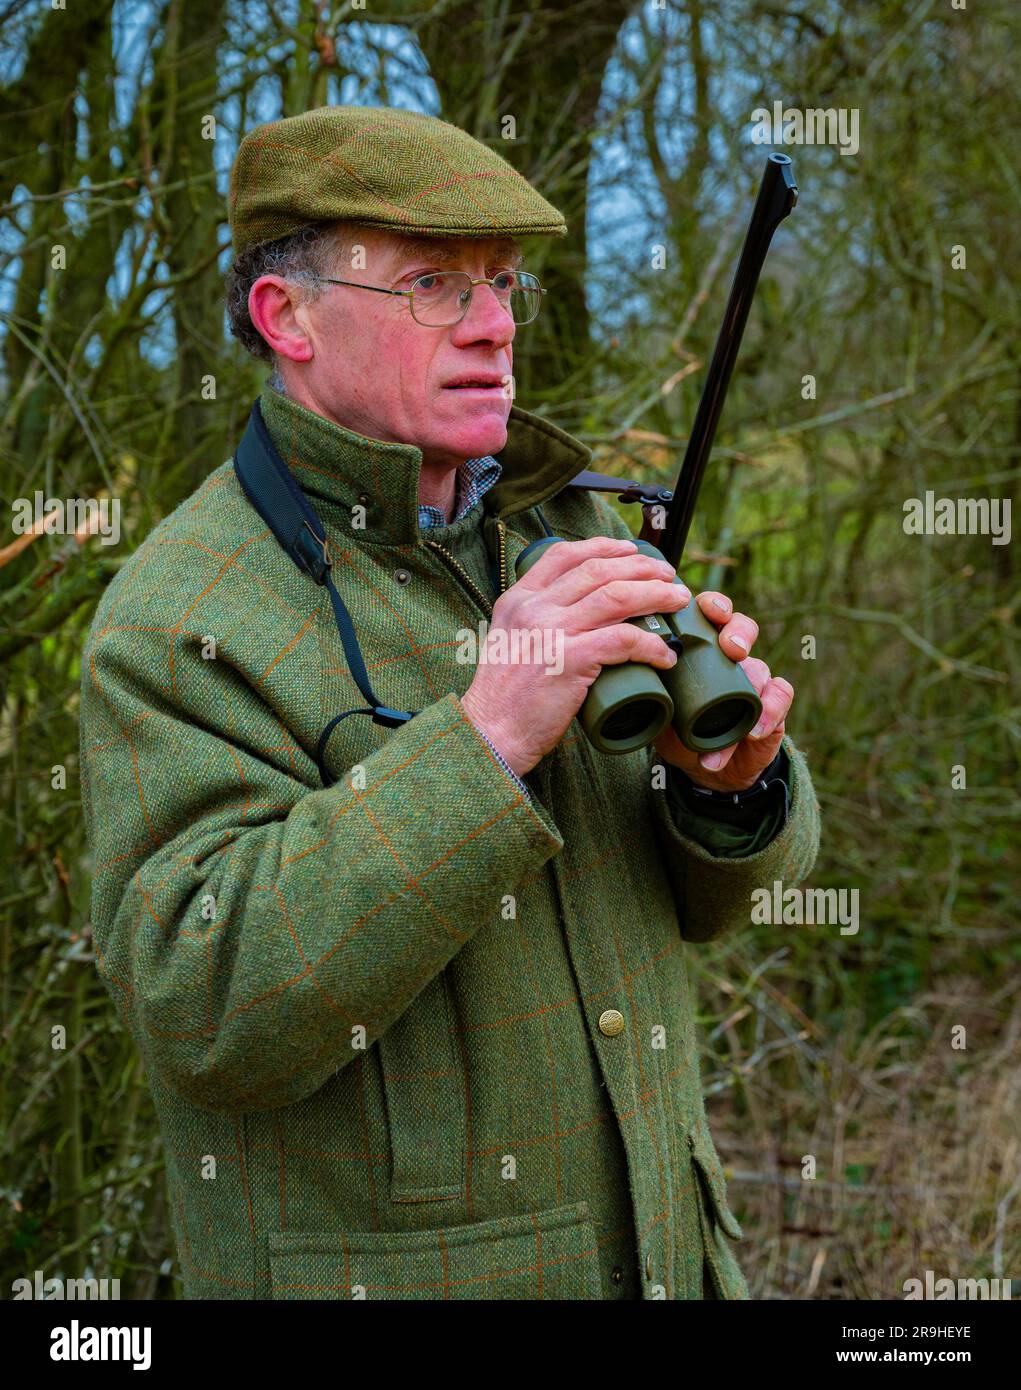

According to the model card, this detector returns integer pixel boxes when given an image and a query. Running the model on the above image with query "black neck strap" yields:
[233,399,416,788]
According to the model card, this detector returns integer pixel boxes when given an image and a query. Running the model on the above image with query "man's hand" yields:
[460,536,689,776]
[653,588,794,792]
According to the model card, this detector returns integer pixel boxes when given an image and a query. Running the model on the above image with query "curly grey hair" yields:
[224,222,355,375]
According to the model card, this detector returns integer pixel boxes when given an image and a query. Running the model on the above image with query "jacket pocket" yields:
[687,1115,748,1300]
[267,1201,603,1300]
[376,973,467,1204]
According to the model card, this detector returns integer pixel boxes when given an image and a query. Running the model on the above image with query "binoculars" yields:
[514,536,762,756]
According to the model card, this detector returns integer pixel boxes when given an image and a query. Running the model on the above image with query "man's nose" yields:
[451,280,516,345]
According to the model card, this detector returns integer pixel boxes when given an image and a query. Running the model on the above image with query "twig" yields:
[0,313,111,487]
[769,602,1008,684]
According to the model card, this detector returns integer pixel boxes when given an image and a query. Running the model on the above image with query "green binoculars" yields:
[514,536,762,756]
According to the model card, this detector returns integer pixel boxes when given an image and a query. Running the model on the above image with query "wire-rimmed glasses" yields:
[317,269,546,327]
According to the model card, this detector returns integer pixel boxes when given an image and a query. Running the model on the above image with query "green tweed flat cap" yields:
[228,104,567,258]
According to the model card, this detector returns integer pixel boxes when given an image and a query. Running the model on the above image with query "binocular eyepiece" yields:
[514,536,762,756]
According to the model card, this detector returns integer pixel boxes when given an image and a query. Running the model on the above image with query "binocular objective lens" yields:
[603,700,664,742]
[691,699,749,741]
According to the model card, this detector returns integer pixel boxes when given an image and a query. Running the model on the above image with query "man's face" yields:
[295,227,522,470]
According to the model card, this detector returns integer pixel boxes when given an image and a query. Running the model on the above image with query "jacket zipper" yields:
[421,517,509,619]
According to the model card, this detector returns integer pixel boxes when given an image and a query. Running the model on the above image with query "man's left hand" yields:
[653,589,794,792]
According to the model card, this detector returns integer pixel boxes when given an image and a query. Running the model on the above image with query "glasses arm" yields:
[317,277,413,299]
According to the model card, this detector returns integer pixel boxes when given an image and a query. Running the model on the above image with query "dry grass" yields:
[699,965,1021,1300]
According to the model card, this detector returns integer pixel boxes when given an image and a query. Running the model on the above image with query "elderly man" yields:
[80,105,820,1301]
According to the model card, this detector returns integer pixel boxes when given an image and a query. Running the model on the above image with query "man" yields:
[80,104,820,1300]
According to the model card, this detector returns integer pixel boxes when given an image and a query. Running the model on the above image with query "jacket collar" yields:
[257,384,592,547]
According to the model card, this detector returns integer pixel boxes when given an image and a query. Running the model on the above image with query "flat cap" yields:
[228,104,567,259]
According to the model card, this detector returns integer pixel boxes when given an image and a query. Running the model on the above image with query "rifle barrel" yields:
[660,152,798,569]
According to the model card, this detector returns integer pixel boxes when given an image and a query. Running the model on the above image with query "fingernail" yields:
[749,721,767,738]
[729,634,749,651]
[712,598,729,612]
[700,752,724,770]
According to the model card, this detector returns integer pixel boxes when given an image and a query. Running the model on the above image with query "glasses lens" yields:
[410,271,471,326]
[506,271,543,324]
[410,270,543,325]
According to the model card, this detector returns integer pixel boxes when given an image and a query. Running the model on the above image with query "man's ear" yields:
[248,275,314,363]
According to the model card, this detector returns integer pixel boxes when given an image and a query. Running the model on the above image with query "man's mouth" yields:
[443,376,505,390]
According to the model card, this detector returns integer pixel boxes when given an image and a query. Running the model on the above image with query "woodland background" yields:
[1,0,1018,1299]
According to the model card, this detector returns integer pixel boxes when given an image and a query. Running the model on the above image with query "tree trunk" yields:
[408,0,641,401]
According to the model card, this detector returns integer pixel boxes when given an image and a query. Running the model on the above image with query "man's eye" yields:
[492,271,517,290]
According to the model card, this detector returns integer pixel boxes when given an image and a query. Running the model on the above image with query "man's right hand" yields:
[460,535,691,776]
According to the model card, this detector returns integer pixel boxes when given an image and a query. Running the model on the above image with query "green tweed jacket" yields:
[79,386,821,1300]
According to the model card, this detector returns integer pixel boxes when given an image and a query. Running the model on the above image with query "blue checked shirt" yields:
[417,454,503,529]
[418,455,532,799]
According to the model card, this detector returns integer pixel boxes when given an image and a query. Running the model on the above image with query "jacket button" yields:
[598,1009,625,1037]
[611,1267,624,1285]
[394,568,411,586]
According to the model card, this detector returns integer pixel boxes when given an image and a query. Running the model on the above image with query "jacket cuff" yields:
[475,727,532,801]
[648,732,822,942]
[455,697,556,837]
[664,747,790,857]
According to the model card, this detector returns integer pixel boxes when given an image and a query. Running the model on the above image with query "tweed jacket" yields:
[79,386,822,1300]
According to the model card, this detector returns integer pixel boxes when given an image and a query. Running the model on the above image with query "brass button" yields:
[598,1009,625,1037]
[394,568,411,586]
[611,1266,624,1285]
[645,1251,653,1280]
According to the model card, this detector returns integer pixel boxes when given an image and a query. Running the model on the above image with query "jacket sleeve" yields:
[649,732,821,943]
[80,621,563,1115]
[576,491,822,943]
